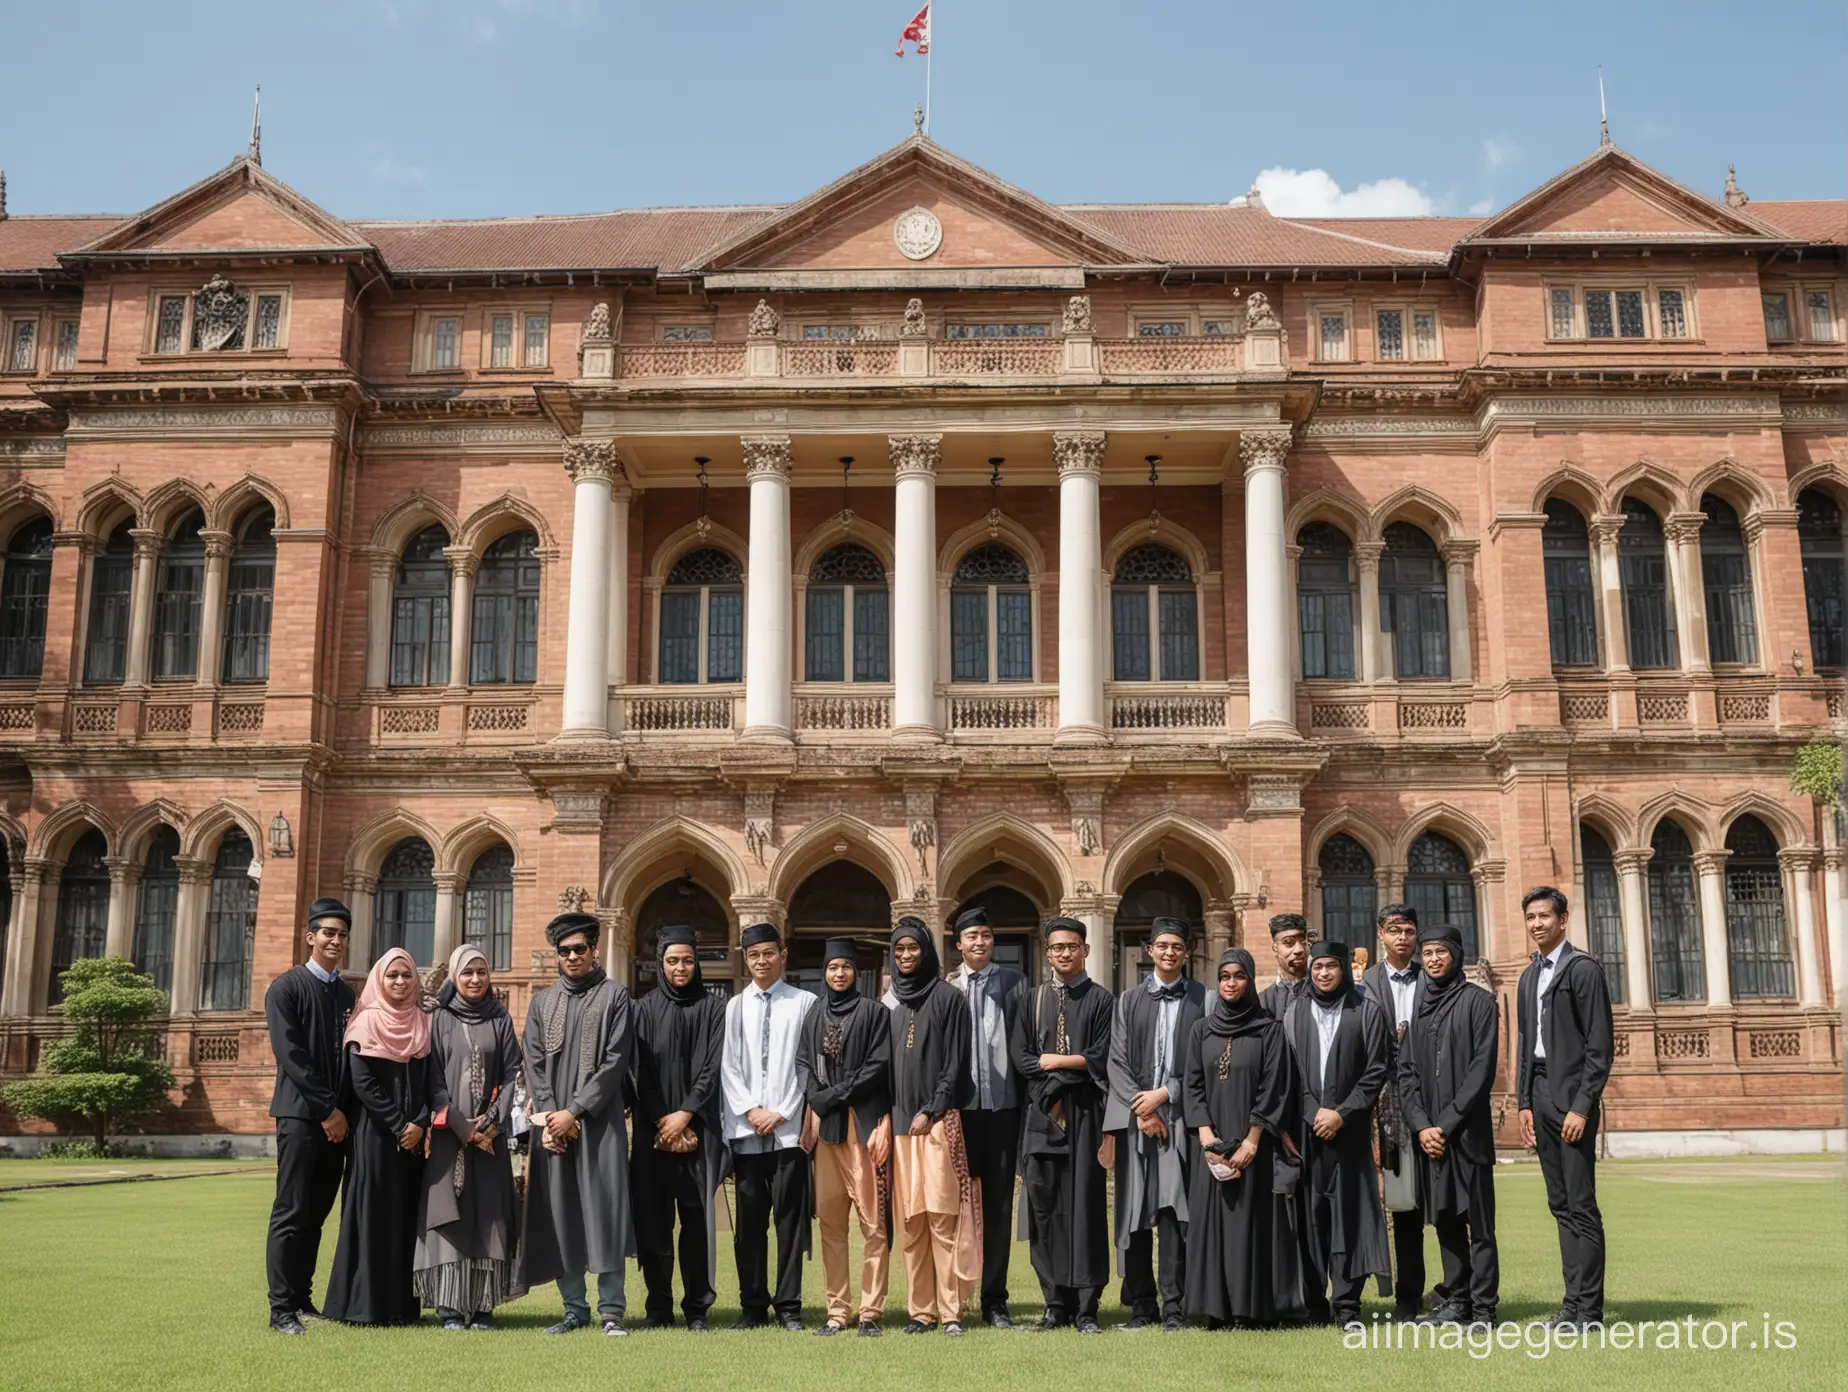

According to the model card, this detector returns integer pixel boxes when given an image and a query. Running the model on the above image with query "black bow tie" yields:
[1149,980,1186,1001]
[1391,970,1417,985]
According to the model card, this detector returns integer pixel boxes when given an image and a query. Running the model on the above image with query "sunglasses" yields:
[556,942,594,959]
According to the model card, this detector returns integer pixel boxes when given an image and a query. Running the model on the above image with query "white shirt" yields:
[1384,963,1418,1028]
[1533,944,1566,1059]
[721,978,816,1152]
[957,965,1018,1111]
[1313,998,1343,1092]
[305,958,339,985]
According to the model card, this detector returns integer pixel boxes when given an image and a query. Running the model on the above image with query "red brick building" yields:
[0,134,1841,1150]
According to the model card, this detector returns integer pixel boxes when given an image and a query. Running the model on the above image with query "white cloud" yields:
[371,153,430,185]
[1251,167,1435,218]
[1480,136,1519,171]
[1469,198,1494,216]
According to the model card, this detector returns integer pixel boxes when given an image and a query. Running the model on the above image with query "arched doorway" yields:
[948,879,1040,984]
[1113,870,1204,991]
[785,861,892,998]
[633,874,733,1001]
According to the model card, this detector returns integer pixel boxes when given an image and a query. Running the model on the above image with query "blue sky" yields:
[4,0,1841,221]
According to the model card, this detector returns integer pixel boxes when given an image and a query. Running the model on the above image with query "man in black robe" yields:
[1398,922,1500,1327]
[1516,886,1613,1330]
[1285,940,1393,1329]
[628,924,726,1331]
[1101,916,1204,1332]
[1009,917,1113,1333]
[1259,913,1310,1017]
[518,912,637,1336]
[944,904,1028,1328]
[263,898,356,1335]
[1360,902,1429,1320]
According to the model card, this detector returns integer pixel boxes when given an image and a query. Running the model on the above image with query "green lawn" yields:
[0,1158,1841,1391]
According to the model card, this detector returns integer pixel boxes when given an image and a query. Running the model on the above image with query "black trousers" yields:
[732,1147,808,1319]
[961,1105,1020,1316]
[632,1139,715,1322]
[1533,1073,1605,1319]
[1024,1155,1099,1322]
[1432,1165,1499,1319]
[266,1118,347,1316]
[1389,1206,1428,1314]
[1303,1190,1367,1321]
[1120,1209,1184,1320]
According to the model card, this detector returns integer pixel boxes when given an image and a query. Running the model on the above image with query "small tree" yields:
[3,956,174,1151]
[1790,740,1843,810]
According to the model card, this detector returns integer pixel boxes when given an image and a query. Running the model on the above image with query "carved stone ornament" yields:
[741,434,793,478]
[1244,291,1281,331]
[888,433,942,478]
[556,884,593,914]
[1073,818,1100,857]
[563,439,622,484]
[582,302,613,344]
[1239,428,1292,474]
[1062,295,1093,335]
[904,787,937,875]
[551,791,604,827]
[747,299,781,339]
[1052,431,1106,478]
[1246,775,1302,811]
[900,297,928,338]
[892,206,944,261]
[1064,785,1106,857]
[192,274,250,351]
[744,789,775,866]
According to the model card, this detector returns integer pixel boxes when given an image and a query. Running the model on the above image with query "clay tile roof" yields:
[1283,216,1486,253]
[351,207,777,273]
[1059,204,1449,266]
[1750,201,1846,244]
[0,215,126,272]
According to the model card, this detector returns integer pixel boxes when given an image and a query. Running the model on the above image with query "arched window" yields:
[1405,830,1477,960]
[0,838,10,1006]
[1578,824,1626,1004]
[153,511,207,680]
[1297,523,1356,680]
[1646,818,1703,1002]
[463,844,515,972]
[951,542,1032,683]
[1111,543,1197,682]
[132,826,181,995]
[1542,500,1599,667]
[222,508,276,684]
[1723,815,1793,1000]
[1699,494,1757,666]
[805,544,888,683]
[201,829,255,1011]
[1379,523,1449,680]
[374,837,437,965]
[0,518,53,680]
[1797,488,1846,669]
[1318,833,1377,949]
[84,523,135,686]
[1618,499,1679,670]
[49,829,110,1005]
[634,875,731,997]
[659,546,743,685]
[390,524,452,687]
[951,881,1040,982]
[470,529,540,685]
[786,862,893,997]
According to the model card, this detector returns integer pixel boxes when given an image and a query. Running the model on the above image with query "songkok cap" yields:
[740,922,782,950]
[1269,912,1308,938]
[546,912,601,949]
[1310,940,1348,963]
[953,904,990,935]
[1417,922,1464,950]
[1148,916,1193,947]
[822,937,858,966]
[306,897,351,926]
[656,924,697,954]
[1044,916,1087,941]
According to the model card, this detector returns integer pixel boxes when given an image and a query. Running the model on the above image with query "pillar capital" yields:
[1611,847,1654,875]
[1778,847,1822,875]
[1588,514,1626,546]
[564,439,623,485]
[441,545,479,579]
[1692,849,1732,876]
[1052,430,1106,478]
[741,434,793,479]
[1239,427,1293,476]
[199,528,235,560]
[1353,539,1385,571]
[887,433,942,478]
[128,528,166,561]
[1440,537,1480,565]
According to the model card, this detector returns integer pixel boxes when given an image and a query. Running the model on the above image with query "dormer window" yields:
[1545,282,1694,342]
[147,278,288,356]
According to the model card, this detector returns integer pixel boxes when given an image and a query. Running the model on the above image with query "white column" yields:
[1,864,42,1018]
[1693,850,1733,1006]
[432,872,461,965]
[103,859,138,959]
[559,441,619,739]
[1781,850,1825,1008]
[1822,848,1847,1008]
[167,858,209,1015]
[605,480,632,731]
[344,873,378,969]
[742,435,794,741]
[890,433,942,741]
[196,531,232,687]
[1241,428,1295,736]
[364,553,395,689]
[443,550,476,688]
[1589,516,1631,674]
[1355,541,1384,682]
[1614,848,1654,1009]
[1666,515,1709,674]
[1054,431,1107,744]
[1442,540,1475,682]
[124,530,163,685]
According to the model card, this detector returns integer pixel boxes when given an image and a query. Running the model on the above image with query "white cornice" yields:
[65,404,342,440]
[360,422,564,453]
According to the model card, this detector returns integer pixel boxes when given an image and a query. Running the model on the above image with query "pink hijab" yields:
[343,947,432,1062]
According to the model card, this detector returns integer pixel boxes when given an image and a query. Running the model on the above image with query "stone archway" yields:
[784,860,892,999]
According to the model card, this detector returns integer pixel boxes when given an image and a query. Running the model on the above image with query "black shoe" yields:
[1333,1308,1361,1329]
[269,1313,306,1336]
[1541,1308,1577,1330]
[730,1316,768,1331]
[686,1318,709,1333]
[1422,1302,1471,1326]
[296,1306,327,1324]
[644,1314,674,1330]
[903,1319,937,1334]
[1392,1304,1423,1322]
[1469,1311,1499,1330]
[468,1313,494,1331]
[815,1322,845,1337]
[1162,1316,1184,1334]
[1118,1316,1153,1331]
[545,1314,590,1334]
[1033,1313,1070,1331]
[601,1317,628,1337]
[857,1320,883,1337]
[944,1321,965,1337]
[1075,1317,1104,1335]
[984,1311,1014,1330]
[779,1314,804,1332]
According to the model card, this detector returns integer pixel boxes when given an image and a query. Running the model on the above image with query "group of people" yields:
[262,883,1613,1337]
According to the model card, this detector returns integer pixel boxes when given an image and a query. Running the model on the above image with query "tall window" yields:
[1297,523,1357,679]
[153,511,206,681]
[463,844,515,972]
[390,525,452,686]
[374,837,436,965]
[951,542,1032,683]
[201,829,255,1011]
[1542,500,1598,667]
[1111,543,1197,682]
[469,530,540,685]
[49,829,110,1005]
[0,839,10,1006]
[222,508,276,683]
[1798,488,1846,669]
[805,544,888,683]
[1578,824,1626,1004]
[659,547,743,684]
[1699,494,1757,666]
[132,826,181,996]
[1723,816,1793,1000]
[0,517,53,679]
[1405,831,1478,961]
[1318,834,1377,950]
[84,523,135,686]
[1618,499,1679,670]
[1379,523,1449,680]
[1646,819,1703,1002]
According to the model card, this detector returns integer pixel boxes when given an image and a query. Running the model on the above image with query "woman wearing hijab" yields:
[414,944,524,1330]
[886,916,976,1335]
[324,946,433,1325]
[1180,947,1304,1329]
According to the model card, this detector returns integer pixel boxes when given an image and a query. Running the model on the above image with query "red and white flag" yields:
[895,4,930,56]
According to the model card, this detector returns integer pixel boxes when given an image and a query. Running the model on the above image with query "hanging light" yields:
[986,457,1005,535]
[838,456,855,528]
[693,456,712,537]
[269,811,294,858]
[1145,454,1164,533]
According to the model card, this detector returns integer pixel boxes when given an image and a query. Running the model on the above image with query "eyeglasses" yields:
[1046,942,1083,954]
[556,942,594,959]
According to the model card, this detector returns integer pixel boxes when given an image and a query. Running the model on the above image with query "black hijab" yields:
[822,938,861,1016]
[1416,923,1466,1020]
[656,924,706,1005]
[1204,947,1272,1038]
[890,917,941,1008]
[1308,940,1354,1005]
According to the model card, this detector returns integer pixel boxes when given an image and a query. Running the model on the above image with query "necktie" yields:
[969,971,988,1101]
[758,990,773,1089]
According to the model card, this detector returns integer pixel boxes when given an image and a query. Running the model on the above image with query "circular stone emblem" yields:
[893,206,943,261]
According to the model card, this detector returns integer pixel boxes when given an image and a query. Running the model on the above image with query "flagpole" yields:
[925,3,933,136]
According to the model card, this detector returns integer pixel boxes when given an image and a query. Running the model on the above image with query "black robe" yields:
[1008,976,1113,1288]
[265,965,356,1121]
[799,994,893,1145]
[626,981,728,1283]
[1179,1016,1305,1325]
[1260,975,1309,1019]
[1285,991,1393,1292]
[888,979,971,1124]
[324,1048,433,1325]
[1397,979,1499,1223]
[1103,978,1206,1260]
